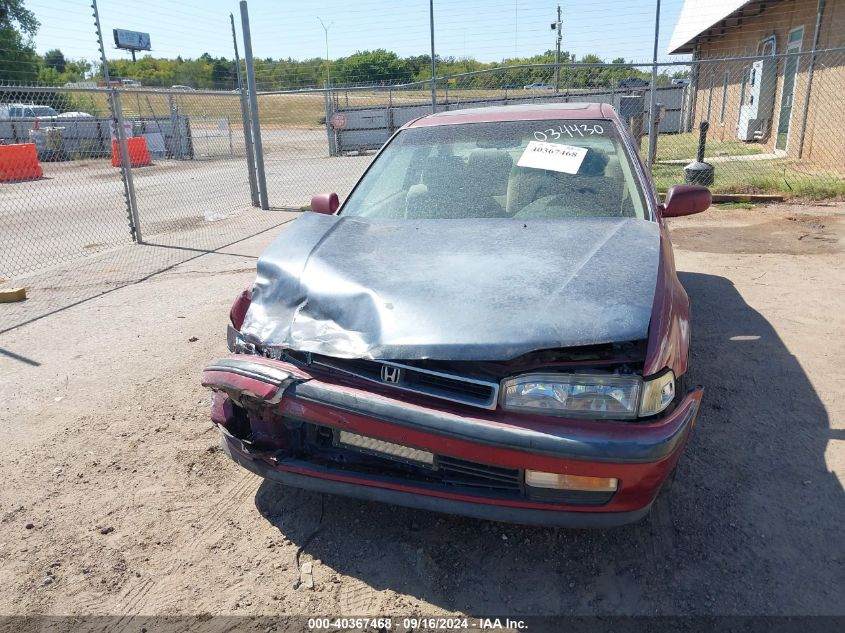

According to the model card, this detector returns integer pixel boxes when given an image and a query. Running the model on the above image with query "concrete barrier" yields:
[0,143,44,182]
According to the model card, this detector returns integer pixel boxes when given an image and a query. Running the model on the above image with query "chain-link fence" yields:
[1,86,134,278]
[0,82,290,332]
[653,49,845,200]
[0,85,286,281]
[5,51,845,277]
[259,51,845,207]
[2,0,845,333]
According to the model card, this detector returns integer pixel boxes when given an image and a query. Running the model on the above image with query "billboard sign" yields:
[113,29,151,51]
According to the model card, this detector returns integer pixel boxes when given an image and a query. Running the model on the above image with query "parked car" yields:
[170,85,195,91]
[203,102,710,527]
[56,111,95,119]
[0,103,59,120]
[618,77,650,89]
[671,78,691,86]
[523,82,555,90]
[121,79,142,88]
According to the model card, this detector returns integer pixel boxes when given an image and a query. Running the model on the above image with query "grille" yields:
[310,355,499,409]
[438,456,521,491]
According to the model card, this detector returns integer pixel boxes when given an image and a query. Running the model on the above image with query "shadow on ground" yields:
[255,272,843,615]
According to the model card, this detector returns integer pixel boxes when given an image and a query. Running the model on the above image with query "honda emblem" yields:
[380,365,403,384]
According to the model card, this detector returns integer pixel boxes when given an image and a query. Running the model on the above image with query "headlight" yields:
[501,373,642,419]
[501,370,676,419]
[639,370,675,417]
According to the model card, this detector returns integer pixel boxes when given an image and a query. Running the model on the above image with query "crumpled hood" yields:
[240,212,660,361]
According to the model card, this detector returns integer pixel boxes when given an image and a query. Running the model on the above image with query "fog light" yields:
[525,470,618,492]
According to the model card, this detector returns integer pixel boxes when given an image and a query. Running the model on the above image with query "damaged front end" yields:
[204,317,702,527]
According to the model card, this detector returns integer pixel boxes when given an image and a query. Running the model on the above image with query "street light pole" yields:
[317,17,332,87]
[552,5,562,93]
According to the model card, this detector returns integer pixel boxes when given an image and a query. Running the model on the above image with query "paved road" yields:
[0,136,371,280]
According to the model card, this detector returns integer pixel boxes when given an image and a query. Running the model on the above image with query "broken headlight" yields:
[501,370,676,419]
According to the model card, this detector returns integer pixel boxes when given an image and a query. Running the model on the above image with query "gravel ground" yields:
[0,202,842,619]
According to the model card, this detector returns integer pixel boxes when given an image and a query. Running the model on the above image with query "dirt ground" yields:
[0,202,843,620]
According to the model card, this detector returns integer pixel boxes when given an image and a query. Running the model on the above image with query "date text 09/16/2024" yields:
[307,617,528,630]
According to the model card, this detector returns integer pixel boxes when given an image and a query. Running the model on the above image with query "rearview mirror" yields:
[311,192,339,215]
[661,185,711,218]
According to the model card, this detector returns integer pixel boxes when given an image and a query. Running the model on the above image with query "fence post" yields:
[646,0,661,170]
[429,0,437,111]
[230,12,259,207]
[324,81,337,157]
[93,0,141,243]
[648,103,663,168]
[227,116,234,156]
[168,94,181,159]
[240,0,269,210]
[112,90,142,243]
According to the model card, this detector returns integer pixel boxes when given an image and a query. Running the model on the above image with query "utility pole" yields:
[317,17,332,87]
[551,5,562,93]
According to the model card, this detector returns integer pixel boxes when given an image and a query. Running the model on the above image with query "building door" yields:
[776,27,804,151]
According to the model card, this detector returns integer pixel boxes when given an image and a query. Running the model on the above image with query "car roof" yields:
[405,102,615,128]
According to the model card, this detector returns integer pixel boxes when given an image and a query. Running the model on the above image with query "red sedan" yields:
[203,102,710,527]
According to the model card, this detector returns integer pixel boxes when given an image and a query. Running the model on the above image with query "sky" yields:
[29,0,689,66]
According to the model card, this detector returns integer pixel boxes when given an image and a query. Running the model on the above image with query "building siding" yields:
[688,0,844,170]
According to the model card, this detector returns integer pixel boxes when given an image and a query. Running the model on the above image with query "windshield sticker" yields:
[517,141,588,174]
[534,124,604,141]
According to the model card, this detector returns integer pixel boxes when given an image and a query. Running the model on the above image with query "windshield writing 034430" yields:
[534,124,605,141]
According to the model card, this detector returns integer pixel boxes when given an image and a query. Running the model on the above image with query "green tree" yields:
[334,49,413,85]
[43,48,65,72]
[0,0,40,84]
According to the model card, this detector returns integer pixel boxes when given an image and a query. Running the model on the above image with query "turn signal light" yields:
[525,470,618,492]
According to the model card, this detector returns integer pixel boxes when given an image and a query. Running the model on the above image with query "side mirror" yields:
[661,184,711,218]
[311,192,339,215]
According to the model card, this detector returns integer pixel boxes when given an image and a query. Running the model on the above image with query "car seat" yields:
[506,148,626,218]
[405,150,511,219]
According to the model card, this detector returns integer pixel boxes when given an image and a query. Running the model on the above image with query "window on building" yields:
[758,36,777,56]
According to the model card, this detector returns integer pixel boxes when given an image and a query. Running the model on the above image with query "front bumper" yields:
[203,354,703,527]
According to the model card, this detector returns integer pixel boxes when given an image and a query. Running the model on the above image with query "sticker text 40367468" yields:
[534,123,605,141]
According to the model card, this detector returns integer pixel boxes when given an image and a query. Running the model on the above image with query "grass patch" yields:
[714,202,756,210]
[652,158,845,201]
[651,132,766,161]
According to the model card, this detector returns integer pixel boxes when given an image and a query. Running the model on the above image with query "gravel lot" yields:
[0,203,842,619]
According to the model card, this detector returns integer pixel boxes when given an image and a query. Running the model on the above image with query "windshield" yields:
[30,107,58,117]
[340,119,648,221]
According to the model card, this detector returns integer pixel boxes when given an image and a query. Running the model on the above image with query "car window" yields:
[340,119,648,221]
[30,107,58,117]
